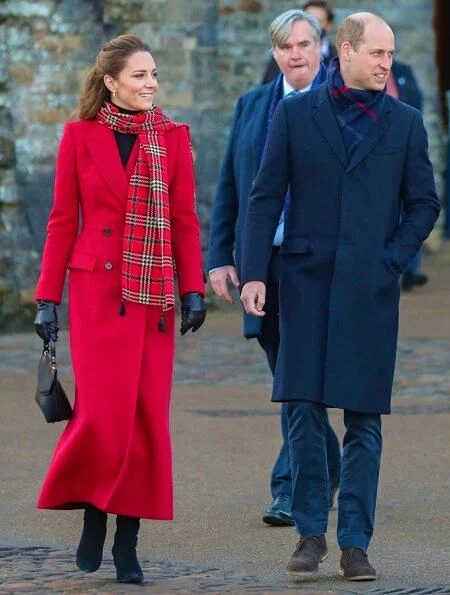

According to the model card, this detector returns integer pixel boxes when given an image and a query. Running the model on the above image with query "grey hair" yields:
[269,9,322,50]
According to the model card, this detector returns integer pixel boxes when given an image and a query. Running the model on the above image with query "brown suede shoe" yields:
[286,535,328,578]
[339,547,376,581]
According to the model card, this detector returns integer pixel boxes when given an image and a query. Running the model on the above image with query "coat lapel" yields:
[84,121,129,206]
[251,82,276,164]
[346,103,392,173]
[312,85,348,167]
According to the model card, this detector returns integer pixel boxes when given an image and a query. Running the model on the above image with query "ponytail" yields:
[78,66,110,120]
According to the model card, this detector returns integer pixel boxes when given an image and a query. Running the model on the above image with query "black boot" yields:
[112,515,144,584]
[76,505,107,572]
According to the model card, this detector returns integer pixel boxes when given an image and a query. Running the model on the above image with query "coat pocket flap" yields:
[279,237,310,254]
[68,252,96,271]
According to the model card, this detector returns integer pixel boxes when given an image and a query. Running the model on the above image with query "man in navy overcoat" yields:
[241,12,440,581]
[208,10,341,527]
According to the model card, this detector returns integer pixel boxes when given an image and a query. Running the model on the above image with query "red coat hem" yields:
[37,500,174,521]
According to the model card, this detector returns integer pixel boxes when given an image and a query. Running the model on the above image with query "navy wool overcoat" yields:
[241,83,440,414]
[208,80,277,338]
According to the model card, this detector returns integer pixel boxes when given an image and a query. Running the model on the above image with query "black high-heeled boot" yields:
[76,504,108,572]
[112,515,144,584]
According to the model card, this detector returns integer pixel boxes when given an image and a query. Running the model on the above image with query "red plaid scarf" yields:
[97,102,184,313]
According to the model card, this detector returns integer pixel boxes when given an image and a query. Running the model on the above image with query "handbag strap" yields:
[43,340,58,369]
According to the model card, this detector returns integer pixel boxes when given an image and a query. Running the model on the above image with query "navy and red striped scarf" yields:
[327,56,386,159]
[97,102,185,314]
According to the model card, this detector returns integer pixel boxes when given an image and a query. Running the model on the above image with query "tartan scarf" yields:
[327,56,386,159]
[97,102,184,314]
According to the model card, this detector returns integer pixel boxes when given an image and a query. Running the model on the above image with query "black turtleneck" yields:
[114,105,139,166]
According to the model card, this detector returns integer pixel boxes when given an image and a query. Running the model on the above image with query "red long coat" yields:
[35,119,204,519]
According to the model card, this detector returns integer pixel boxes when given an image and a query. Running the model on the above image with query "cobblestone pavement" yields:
[1,249,450,594]
[175,334,450,415]
[0,544,354,594]
[2,329,449,410]
[1,544,450,594]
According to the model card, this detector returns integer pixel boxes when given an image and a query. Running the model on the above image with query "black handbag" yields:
[35,340,72,423]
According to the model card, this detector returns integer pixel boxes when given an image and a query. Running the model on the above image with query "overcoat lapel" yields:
[84,122,129,206]
[345,105,391,173]
[312,85,348,167]
[312,85,392,173]
[251,83,276,164]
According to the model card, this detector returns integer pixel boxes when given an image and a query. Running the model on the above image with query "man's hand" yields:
[209,266,240,304]
[240,281,266,317]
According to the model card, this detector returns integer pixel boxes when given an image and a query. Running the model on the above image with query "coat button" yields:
[103,227,112,236]
[104,262,113,270]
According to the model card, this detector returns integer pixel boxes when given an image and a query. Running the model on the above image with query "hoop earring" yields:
[112,90,116,99]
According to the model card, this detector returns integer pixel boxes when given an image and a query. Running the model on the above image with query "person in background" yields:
[387,60,430,291]
[262,0,336,84]
[241,12,440,580]
[208,10,341,529]
[303,0,337,64]
[34,34,206,585]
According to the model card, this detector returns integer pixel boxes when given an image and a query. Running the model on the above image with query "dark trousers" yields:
[257,249,342,500]
[287,400,382,550]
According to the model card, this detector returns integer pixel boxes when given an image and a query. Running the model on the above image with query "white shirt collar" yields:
[282,77,313,97]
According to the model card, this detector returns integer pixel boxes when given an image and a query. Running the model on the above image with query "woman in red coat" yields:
[34,34,206,584]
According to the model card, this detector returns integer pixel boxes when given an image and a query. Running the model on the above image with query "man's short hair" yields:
[269,9,322,49]
[335,17,365,54]
[302,0,334,24]
[336,13,390,54]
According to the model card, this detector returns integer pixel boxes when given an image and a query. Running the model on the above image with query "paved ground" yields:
[1,246,450,593]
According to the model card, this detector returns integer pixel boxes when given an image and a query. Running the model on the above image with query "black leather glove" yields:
[180,292,206,335]
[34,300,59,342]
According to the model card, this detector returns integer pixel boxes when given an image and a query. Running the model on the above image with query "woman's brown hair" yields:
[78,34,151,120]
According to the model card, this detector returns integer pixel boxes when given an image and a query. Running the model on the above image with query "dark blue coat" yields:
[207,80,277,338]
[241,83,440,414]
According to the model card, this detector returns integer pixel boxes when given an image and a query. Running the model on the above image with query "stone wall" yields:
[0,0,220,329]
[0,0,443,329]
[0,0,106,327]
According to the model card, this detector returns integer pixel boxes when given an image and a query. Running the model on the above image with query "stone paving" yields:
[2,543,450,594]
[2,328,449,411]
[1,321,450,593]
[0,544,361,594]
[1,249,450,594]
[0,544,274,594]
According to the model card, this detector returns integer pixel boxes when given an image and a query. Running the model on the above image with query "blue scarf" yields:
[327,56,386,159]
